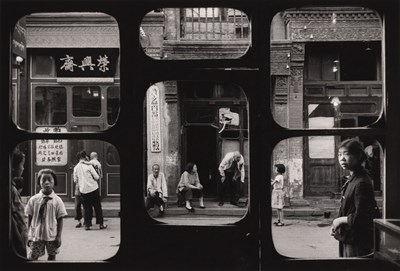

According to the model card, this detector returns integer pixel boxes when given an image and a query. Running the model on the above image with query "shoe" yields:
[75,222,82,228]
[158,209,165,217]
[200,205,205,209]
[273,221,279,225]
[85,226,90,231]
[276,222,285,227]
[99,224,108,230]
[186,206,195,212]
[230,201,238,206]
[218,202,224,206]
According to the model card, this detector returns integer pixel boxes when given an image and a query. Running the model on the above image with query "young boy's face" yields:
[40,173,55,195]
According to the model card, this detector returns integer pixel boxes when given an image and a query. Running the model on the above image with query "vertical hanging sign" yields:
[148,85,162,152]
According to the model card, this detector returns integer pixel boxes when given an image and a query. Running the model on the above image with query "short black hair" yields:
[11,149,25,178]
[76,150,88,162]
[275,164,286,174]
[185,162,196,173]
[338,138,367,163]
[37,168,58,186]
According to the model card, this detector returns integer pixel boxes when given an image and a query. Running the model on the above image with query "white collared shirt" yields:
[73,160,100,194]
[147,172,168,198]
[25,191,67,242]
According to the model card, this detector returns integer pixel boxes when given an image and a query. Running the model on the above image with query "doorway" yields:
[185,126,218,197]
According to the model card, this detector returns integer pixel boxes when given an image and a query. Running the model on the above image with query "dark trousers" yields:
[340,242,373,257]
[178,187,203,203]
[74,194,83,221]
[81,189,104,226]
[146,192,165,210]
[218,171,241,203]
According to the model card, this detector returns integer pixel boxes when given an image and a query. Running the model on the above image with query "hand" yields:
[329,226,336,236]
[198,184,203,190]
[55,236,62,248]
[163,197,168,203]
[221,176,226,182]
[150,191,155,197]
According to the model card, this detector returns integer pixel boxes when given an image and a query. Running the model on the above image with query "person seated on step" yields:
[146,164,168,217]
[177,162,205,212]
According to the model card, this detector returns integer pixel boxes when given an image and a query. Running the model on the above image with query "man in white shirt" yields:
[73,150,107,230]
[146,164,168,217]
[218,151,245,206]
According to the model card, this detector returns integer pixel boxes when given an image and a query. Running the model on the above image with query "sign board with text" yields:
[35,127,68,166]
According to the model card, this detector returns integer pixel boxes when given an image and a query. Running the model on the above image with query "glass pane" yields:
[144,82,248,225]
[11,140,120,260]
[271,7,383,128]
[11,13,120,132]
[271,136,383,258]
[72,86,101,117]
[140,8,251,60]
[107,86,120,125]
[35,87,67,125]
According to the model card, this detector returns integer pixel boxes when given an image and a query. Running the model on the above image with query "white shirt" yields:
[218,152,245,183]
[147,172,168,198]
[73,160,100,194]
[25,191,67,242]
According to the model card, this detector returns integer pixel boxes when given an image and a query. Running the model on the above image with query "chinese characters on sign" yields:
[35,127,68,166]
[55,49,118,77]
[60,54,109,72]
[148,85,161,152]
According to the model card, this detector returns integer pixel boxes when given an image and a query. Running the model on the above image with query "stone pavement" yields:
[32,217,120,261]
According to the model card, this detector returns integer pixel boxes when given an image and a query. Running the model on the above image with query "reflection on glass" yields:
[144,81,248,225]
[107,87,120,125]
[11,140,120,260]
[271,7,383,128]
[35,87,66,125]
[271,136,383,258]
[73,86,101,117]
[140,8,251,59]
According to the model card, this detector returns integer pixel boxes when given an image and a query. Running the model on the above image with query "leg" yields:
[145,195,155,210]
[91,189,104,225]
[217,176,228,205]
[74,195,83,227]
[29,241,45,260]
[81,193,93,228]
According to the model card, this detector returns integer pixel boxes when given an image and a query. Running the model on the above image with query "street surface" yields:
[29,216,340,261]
[32,217,120,261]
[272,217,339,258]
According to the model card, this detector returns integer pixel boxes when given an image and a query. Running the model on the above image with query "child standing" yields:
[271,164,285,226]
[25,169,67,260]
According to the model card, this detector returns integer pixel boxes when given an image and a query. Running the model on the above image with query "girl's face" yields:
[40,173,55,194]
[192,164,198,173]
[338,147,360,171]
[15,157,25,177]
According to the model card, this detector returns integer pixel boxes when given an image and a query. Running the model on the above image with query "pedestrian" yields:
[25,169,67,260]
[73,150,107,230]
[271,164,286,227]
[177,162,205,212]
[11,149,28,258]
[330,138,377,257]
[146,164,168,217]
[89,152,103,180]
[73,151,84,228]
[217,151,245,206]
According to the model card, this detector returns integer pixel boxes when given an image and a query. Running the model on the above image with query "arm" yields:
[161,173,168,199]
[55,217,63,247]
[194,173,203,189]
[218,155,229,177]
[147,175,156,196]
[73,167,78,183]
[347,181,373,228]
[89,165,100,181]
[239,157,245,183]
